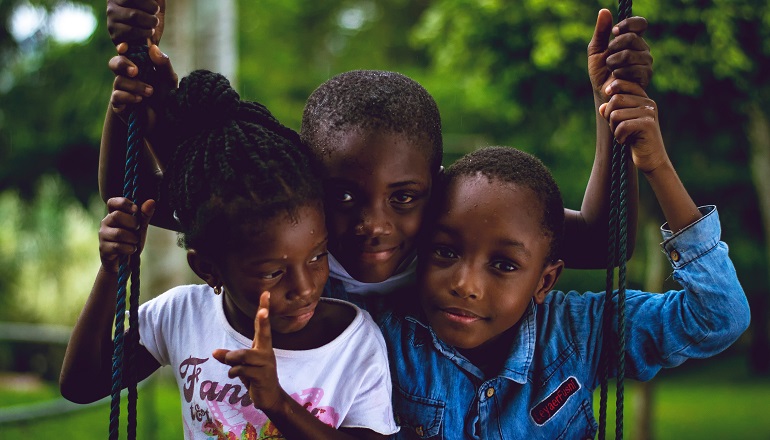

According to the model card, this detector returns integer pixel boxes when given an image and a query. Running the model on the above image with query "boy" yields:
[379,81,750,438]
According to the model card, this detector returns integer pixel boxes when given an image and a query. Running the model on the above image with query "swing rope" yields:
[109,43,151,440]
[598,0,632,439]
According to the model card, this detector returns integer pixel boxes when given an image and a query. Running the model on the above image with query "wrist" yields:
[259,389,293,421]
[641,158,674,180]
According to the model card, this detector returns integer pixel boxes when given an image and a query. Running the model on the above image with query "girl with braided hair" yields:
[60,70,398,440]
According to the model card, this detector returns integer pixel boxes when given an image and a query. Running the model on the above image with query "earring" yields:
[214,285,222,295]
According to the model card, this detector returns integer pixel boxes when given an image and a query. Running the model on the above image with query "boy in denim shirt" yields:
[380,81,750,439]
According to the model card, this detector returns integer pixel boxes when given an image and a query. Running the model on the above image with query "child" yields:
[99,6,652,312]
[60,70,398,439]
[378,80,751,438]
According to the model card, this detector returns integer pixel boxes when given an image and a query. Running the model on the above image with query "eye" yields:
[330,190,354,203]
[309,252,328,263]
[259,269,284,280]
[433,245,457,259]
[491,260,517,272]
[391,192,415,204]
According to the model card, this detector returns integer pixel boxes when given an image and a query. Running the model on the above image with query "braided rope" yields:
[598,1,632,438]
[110,43,150,440]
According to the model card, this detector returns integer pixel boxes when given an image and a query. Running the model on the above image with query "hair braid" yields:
[165,70,323,255]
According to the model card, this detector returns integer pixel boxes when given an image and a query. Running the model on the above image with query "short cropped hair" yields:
[301,70,443,174]
[443,146,564,262]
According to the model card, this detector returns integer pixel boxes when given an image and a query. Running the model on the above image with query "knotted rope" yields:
[598,1,632,438]
[110,43,151,440]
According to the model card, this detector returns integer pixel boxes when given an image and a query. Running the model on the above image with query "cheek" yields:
[395,210,425,242]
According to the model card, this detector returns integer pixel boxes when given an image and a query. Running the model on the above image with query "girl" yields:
[60,70,398,439]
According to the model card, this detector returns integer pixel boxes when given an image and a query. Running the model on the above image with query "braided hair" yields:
[442,146,564,262]
[301,70,443,175]
[165,70,323,255]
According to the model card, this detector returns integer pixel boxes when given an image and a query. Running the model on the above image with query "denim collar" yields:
[404,300,536,384]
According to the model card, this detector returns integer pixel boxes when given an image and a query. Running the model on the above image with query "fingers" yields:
[99,198,142,264]
[599,91,657,144]
[253,292,272,351]
[148,45,178,88]
[613,16,648,37]
[587,9,614,57]
[106,0,161,44]
[607,21,653,88]
[604,79,648,99]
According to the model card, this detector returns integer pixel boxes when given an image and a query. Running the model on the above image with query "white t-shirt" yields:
[138,284,399,439]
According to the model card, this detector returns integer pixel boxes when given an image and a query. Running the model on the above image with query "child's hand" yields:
[107,0,165,45]
[588,9,652,102]
[213,292,285,413]
[99,197,155,273]
[108,43,178,130]
[599,80,667,174]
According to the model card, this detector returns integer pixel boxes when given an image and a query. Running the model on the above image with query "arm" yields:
[212,293,389,440]
[561,10,652,268]
[586,84,750,383]
[60,198,160,403]
[100,43,180,230]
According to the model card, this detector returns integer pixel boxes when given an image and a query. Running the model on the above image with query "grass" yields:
[1,354,769,438]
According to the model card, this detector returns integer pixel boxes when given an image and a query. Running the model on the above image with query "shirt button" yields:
[415,426,425,437]
[486,387,495,398]
[670,250,680,262]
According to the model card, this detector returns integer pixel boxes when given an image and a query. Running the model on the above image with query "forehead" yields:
[321,128,432,183]
[232,204,327,253]
[438,175,549,251]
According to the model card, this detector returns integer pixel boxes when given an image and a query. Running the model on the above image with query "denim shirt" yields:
[379,206,750,440]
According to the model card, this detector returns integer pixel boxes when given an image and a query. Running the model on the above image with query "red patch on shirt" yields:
[530,377,580,425]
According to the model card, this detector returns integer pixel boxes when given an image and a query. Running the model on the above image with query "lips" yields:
[281,304,317,323]
[358,246,398,263]
[439,307,485,324]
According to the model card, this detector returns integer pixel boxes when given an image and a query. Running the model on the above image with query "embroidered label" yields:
[530,376,580,425]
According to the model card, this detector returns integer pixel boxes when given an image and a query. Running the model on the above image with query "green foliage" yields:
[0,0,113,204]
[0,178,102,324]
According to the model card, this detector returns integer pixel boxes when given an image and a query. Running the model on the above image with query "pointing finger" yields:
[253,291,272,351]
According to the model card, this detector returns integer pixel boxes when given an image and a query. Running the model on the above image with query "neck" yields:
[459,324,519,379]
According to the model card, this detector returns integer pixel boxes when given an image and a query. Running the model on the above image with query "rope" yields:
[110,43,151,440]
[598,1,632,438]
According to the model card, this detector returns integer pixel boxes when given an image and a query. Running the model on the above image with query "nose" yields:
[451,262,481,299]
[355,203,392,238]
[287,265,316,301]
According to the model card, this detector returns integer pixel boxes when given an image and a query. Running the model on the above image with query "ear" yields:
[533,259,564,305]
[187,249,221,288]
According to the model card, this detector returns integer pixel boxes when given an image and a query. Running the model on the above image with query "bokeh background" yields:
[1,0,769,438]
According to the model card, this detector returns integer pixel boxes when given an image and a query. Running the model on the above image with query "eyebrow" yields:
[242,235,329,265]
[434,224,532,257]
[326,177,427,188]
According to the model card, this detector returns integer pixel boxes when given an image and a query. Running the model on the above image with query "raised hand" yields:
[99,197,155,273]
[108,42,178,130]
[599,80,666,174]
[588,9,652,102]
[107,0,166,45]
[213,292,285,413]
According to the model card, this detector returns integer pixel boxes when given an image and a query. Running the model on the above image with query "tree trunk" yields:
[747,102,770,375]
[633,218,666,440]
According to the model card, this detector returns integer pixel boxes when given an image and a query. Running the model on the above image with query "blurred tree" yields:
[0,0,113,204]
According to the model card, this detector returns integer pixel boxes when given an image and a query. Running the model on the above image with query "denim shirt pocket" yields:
[555,399,597,440]
[393,386,446,439]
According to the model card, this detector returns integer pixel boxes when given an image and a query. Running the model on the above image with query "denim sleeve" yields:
[618,206,750,381]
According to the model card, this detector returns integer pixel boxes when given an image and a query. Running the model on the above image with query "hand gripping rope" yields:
[110,43,151,440]
[598,1,632,439]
